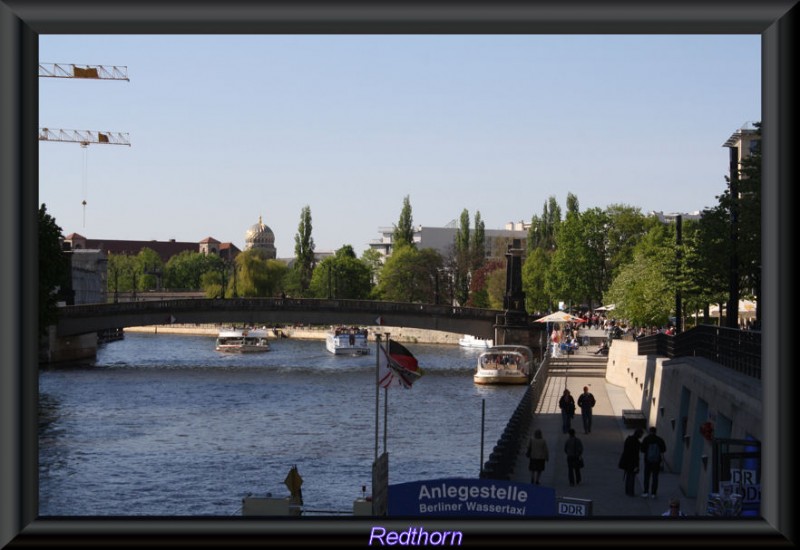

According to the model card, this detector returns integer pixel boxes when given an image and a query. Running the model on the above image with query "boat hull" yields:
[473,374,528,385]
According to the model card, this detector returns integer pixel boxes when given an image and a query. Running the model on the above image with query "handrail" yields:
[480,351,551,480]
[637,325,761,380]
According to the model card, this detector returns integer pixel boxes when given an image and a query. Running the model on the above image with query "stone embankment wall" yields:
[125,323,463,345]
[606,340,762,513]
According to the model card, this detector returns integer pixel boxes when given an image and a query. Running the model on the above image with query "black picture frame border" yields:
[1,1,795,547]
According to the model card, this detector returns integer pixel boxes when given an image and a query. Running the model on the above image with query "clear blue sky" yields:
[39,35,760,257]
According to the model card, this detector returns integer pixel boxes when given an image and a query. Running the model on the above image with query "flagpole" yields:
[384,333,391,454]
[375,334,381,462]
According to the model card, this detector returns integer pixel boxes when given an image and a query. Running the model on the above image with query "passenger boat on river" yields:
[325,326,371,355]
[473,345,532,385]
[215,327,271,353]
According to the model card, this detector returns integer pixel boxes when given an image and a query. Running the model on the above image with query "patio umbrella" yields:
[534,311,587,323]
[594,304,615,312]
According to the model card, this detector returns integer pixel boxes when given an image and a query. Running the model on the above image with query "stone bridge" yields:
[56,297,510,339]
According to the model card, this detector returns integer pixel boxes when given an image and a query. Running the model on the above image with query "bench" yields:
[621,409,646,429]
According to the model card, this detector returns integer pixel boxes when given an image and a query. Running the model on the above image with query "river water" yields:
[38,332,526,516]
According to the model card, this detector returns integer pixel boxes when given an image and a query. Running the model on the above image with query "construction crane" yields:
[39,63,129,81]
[39,128,131,227]
[40,62,130,227]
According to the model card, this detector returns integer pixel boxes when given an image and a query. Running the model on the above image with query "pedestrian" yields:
[618,428,643,496]
[564,428,584,486]
[640,426,667,499]
[558,389,576,434]
[661,497,687,517]
[526,428,549,485]
[577,386,596,434]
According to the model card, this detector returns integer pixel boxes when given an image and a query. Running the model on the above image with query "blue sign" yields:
[388,477,556,517]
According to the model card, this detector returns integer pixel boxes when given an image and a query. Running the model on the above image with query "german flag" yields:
[378,339,424,389]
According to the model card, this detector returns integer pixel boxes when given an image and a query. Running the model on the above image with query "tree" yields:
[360,247,384,288]
[392,195,415,249]
[293,205,315,296]
[39,204,70,334]
[471,211,486,272]
[604,204,652,280]
[527,196,561,253]
[376,246,443,303]
[454,208,471,305]
[235,250,288,297]
[164,250,221,290]
[309,245,373,299]
[522,247,552,314]
[547,193,591,307]
[467,259,504,309]
[135,247,164,291]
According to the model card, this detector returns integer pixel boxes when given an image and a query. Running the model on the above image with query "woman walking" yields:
[526,429,549,485]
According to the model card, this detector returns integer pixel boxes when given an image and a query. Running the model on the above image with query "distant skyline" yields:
[39,35,760,257]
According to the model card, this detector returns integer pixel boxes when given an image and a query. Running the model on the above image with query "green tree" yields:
[360,247,384,288]
[164,250,221,290]
[393,195,415,249]
[293,205,315,296]
[604,204,652,280]
[527,196,561,253]
[547,193,591,307]
[39,204,70,334]
[454,208,471,305]
[107,253,137,293]
[309,245,373,299]
[376,246,443,303]
[235,250,288,297]
[522,247,552,314]
[471,211,486,273]
[135,247,164,291]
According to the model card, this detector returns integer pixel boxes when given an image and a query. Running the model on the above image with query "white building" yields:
[369,222,529,262]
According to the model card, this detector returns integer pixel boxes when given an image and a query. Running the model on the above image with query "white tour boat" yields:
[325,326,371,355]
[473,345,533,385]
[458,334,493,348]
[215,327,271,353]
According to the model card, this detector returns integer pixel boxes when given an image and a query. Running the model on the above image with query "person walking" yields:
[558,389,576,434]
[564,428,584,486]
[526,429,549,485]
[640,426,667,499]
[618,428,643,496]
[577,386,596,434]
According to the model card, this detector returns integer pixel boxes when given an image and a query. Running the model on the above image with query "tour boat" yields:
[473,345,532,385]
[215,327,271,353]
[458,334,493,348]
[325,326,371,355]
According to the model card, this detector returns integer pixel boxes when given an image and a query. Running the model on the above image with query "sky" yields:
[38,35,760,258]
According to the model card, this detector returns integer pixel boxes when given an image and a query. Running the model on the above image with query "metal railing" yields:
[480,352,551,480]
[637,325,761,380]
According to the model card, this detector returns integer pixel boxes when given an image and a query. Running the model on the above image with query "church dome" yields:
[245,215,277,258]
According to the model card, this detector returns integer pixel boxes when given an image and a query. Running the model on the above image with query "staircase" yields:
[547,351,608,378]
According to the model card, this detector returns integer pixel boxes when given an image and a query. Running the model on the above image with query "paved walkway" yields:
[510,347,698,517]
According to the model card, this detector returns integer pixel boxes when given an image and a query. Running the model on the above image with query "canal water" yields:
[38,332,526,516]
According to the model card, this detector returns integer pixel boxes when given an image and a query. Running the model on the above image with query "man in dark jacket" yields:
[618,428,643,496]
[640,426,667,499]
[577,386,596,434]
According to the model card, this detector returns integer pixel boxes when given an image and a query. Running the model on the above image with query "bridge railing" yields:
[636,324,761,380]
[59,297,501,321]
[480,351,551,480]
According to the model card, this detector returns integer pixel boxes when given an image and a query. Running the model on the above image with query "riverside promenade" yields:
[509,346,698,517]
